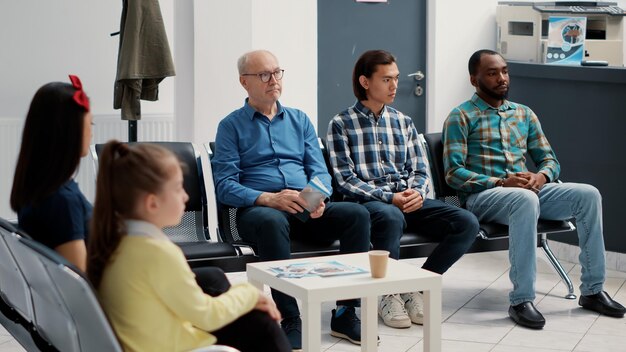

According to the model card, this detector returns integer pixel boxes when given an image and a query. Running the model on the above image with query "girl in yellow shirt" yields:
[87,140,290,352]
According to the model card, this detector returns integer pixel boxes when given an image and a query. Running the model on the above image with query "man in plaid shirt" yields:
[443,49,625,329]
[327,50,479,329]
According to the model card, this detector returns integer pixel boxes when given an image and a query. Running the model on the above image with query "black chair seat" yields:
[176,242,238,260]
[290,239,341,254]
[479,219,574,239]
[399,232,440,246]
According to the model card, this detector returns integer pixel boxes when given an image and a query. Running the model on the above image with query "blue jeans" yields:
[363,198,479,274]
[237,202,371,319]
[465,182,606,305]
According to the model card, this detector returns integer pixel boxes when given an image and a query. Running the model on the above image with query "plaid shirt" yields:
[443,93,560,203]
[327,101,430,203]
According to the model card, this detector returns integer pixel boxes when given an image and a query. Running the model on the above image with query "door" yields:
[317,0,427,134]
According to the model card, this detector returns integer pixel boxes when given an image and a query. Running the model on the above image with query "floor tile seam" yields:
[540,309,598,317]
[581,329,626,338]
[570,327,594,352]
[451,306,511,314]
[495,339,574,351]
[536,281,570,305]
[457,267,507,314]
[515,328,586,343]
[490,320,531,349]
[442,320,516,332]
[487,342,500,352]
[377,331,424,338]
[401,339,420,352]
[614,279,626,294]
[496,327,586,351]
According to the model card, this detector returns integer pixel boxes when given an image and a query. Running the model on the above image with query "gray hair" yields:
[237,53,250,75]
[237,50,278,75]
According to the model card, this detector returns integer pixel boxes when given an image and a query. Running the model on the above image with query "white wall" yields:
[183,0,318,144]
[427,0,500,133]
[0,0,176,219]
[0,0,175,121]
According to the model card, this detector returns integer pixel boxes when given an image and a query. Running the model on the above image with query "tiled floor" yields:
[1,249,625,352]
[0,327,26,352]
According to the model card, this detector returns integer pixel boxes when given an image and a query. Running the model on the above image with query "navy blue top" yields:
[18,180,92,249]
[211,99,331,208]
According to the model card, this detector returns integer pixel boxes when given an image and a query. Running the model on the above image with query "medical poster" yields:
[545,16,587,65]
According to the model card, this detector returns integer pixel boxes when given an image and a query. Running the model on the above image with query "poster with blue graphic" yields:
[546,16,587,65]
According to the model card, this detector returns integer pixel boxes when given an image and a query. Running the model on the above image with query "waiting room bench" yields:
[209,133,577,299]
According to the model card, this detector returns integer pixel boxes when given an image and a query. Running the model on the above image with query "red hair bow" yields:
[68,74,90,112]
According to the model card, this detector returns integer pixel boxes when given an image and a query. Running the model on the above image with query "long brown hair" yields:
[11,82,88,211]
[87,140,177,288]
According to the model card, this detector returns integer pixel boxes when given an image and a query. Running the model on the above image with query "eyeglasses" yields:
[241,69,284,83]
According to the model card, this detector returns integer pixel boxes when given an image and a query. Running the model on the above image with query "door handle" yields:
[407,71,424,81]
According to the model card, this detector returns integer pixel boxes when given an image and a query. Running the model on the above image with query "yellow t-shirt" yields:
[97,220,258,352]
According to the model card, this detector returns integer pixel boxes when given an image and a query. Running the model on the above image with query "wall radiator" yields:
[0,115,175,219]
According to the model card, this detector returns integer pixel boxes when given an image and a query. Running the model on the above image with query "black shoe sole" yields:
[508,312,545,329]
[580,303,626,318]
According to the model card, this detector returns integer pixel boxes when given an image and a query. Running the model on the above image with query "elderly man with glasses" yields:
[211,50,371,351]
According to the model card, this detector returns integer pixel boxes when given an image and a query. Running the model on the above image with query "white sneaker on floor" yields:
[401,292,424,325]
[379,294,411,328]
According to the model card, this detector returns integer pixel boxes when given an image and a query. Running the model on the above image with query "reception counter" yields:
[508,61,626,254]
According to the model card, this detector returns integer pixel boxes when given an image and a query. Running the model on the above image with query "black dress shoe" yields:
[579,291,626,318]
[508,302,545,329]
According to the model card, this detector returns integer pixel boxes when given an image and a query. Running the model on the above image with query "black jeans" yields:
[236,202,371,319]
[192,267,291,352]
[363,198,479,274]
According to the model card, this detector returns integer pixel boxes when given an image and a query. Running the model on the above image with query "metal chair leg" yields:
[540,234,576,299]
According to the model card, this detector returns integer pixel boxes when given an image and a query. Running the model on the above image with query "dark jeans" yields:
[237,202,371,319]
[363,198,479,274]
[192,267,291,352]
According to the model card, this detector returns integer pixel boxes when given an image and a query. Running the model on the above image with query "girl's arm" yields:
[151,242,259,332]
[55,239,86,272]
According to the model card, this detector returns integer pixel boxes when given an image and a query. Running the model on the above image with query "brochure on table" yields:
[270,260,368,278]
[546,16,587,65]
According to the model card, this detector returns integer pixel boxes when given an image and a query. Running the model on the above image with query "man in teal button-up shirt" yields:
[443,49,624,329]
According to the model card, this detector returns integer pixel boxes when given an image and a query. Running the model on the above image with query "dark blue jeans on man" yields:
[363,198,479,273]
[237,202,371,318]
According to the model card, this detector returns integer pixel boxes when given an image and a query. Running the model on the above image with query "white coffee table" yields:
[246,253,442,352]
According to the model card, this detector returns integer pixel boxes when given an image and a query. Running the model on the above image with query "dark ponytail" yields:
[88,141,128,288]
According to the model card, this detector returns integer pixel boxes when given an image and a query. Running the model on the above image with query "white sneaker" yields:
[401,292,424,325]
[379,294,411,328]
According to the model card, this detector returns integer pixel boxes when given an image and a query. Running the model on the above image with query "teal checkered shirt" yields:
[443,93,560,204]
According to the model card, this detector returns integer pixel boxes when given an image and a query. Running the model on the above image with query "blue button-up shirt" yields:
[212,100,331,207]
